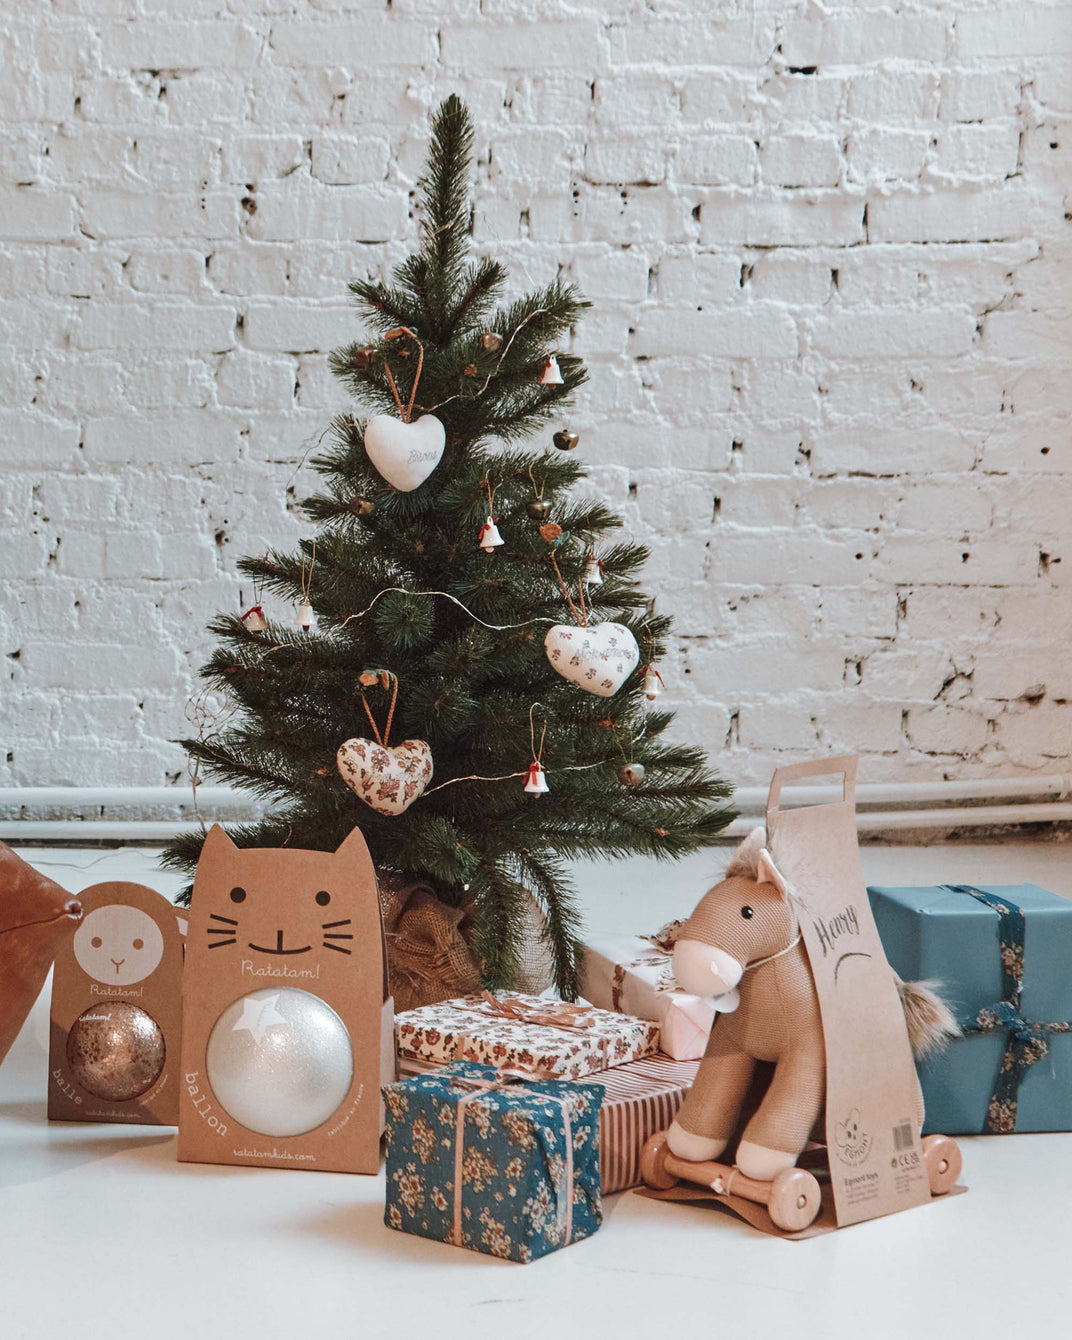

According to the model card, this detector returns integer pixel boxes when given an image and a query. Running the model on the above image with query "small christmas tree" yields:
[164,96,734,996]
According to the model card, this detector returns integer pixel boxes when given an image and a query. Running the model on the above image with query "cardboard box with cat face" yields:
[49,881,183,1124]
[178,825,393,1174]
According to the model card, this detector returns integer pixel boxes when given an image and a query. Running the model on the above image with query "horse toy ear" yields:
[756,848,789,901]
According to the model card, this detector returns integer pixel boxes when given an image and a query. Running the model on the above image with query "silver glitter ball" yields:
[67,1001,166,1103]
[206,987,354,1138]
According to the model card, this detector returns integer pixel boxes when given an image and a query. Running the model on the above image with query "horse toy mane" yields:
[666,828,958,1181]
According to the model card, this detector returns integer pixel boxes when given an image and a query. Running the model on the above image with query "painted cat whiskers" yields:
[202,876,355,958]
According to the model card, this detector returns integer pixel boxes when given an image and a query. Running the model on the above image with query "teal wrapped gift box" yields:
[383,1061,604,1262]
[868,883,1072,1134]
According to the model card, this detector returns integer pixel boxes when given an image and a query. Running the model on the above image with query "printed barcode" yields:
[892,1122,914,1151]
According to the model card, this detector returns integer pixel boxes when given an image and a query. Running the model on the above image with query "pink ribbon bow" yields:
[476,990,596,1034]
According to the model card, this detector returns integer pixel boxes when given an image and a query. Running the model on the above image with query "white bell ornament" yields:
[241,604,266,634]
[296,601,316,633]
[642,665,665,700]
[478,516,504,553]
[523,762,549,795]
[539,355,564,386]
[583,554,604,587]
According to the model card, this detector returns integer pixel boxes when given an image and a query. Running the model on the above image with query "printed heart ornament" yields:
[544,622,640,698]
[364,413,445,492]
[336,737,434,817]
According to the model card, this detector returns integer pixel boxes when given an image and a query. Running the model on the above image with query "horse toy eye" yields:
[740,905,754,919]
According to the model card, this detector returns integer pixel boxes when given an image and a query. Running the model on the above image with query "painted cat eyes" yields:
[133,938,144,950]
[91,936,102,948]
[230,887,246,904]
[315,890,331,906]
[741,905,754,919]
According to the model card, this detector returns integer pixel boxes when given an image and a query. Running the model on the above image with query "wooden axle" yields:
[640,1133,822,1231]
[640,1130,962,1233]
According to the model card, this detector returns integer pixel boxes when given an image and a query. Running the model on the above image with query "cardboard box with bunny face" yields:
[178,825,393,1174]
[49,881,184,1124]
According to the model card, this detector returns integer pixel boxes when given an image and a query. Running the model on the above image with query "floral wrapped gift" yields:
[383,1061,604,1262]
[395,990,660,1081]
[869,882,1072,1134]
[579,929,715,1061]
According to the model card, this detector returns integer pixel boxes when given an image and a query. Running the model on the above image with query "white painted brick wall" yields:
[2,0,1071,794]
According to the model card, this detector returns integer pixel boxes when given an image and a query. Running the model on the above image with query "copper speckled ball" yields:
[66,1001,166,1102]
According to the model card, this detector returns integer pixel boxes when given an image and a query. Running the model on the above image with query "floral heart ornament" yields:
[337,738,433,817]
[544,621,640,698]
[361,326,444,492]
[336,669,433,816]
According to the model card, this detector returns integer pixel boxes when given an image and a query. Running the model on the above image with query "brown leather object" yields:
[0,842,83,1070]
[378,876,481,1012]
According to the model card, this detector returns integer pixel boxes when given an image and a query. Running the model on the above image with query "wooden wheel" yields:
[767,1167,822,1231]
[639,1132,680,1190]
[921,1134,961,1195]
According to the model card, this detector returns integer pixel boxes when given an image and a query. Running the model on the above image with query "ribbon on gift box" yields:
[944,885,1072,1134]
[474,990,596,1033]
[448,1069,574,1249]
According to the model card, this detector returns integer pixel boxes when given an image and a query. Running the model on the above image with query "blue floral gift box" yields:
[868,883,1072,1134]
[383,1061,604,1263]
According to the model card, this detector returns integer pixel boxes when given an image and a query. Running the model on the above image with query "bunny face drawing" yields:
[73,904,164,986]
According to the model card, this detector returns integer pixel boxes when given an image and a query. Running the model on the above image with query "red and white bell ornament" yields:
[296,601,316,633]
[641,665,664,700]
[523,762,549,795]
[241,604,266,633]
[539,355,564,386]
[478,516,504,553]
[583,554,604,587]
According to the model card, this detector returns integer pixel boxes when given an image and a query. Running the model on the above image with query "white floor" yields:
[3,843,1071,1340]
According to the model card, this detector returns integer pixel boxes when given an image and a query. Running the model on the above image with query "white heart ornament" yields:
[544,622,640,698]
[336,737,434,816]
[364,413,445,492]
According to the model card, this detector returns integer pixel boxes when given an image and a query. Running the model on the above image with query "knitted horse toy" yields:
[668,828,957,1182]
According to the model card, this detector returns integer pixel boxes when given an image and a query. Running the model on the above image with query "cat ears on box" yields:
[725,825,790,902]
[200,824,372,866]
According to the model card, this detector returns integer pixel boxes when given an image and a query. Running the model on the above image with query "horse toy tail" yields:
[896,976,960,1059]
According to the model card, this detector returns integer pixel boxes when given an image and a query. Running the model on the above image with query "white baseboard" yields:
[1,777,1071,840]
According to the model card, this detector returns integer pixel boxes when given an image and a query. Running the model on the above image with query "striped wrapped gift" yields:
[584,1055,699,1194]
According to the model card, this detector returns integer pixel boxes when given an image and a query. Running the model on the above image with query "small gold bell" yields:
[481,331,504,352]
[527,497,552,521]
[553,429,579,451]
[351,346,375,368]
[524,763,549,795]
[349,497,376,517]
[539,356,564,386]
[618,762,645,787]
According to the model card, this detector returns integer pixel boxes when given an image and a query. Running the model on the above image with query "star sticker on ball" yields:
[231,991,286,1045]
